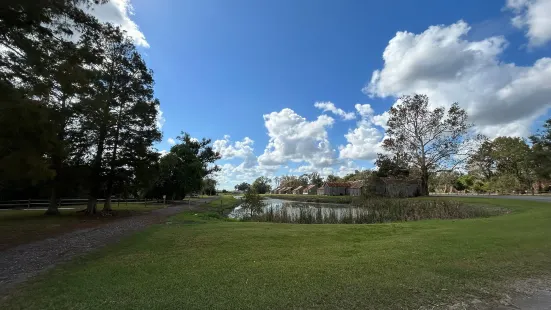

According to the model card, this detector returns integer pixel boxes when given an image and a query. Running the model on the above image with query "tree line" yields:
[379,94,551,195]
[0,1,220,214]
[238,94,551,196]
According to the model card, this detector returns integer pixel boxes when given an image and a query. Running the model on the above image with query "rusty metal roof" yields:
[324,182,351,188]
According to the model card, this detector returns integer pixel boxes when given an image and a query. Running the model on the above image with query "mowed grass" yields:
[203,194,239,208]
[3,198,551,309]
[0,203,166,250]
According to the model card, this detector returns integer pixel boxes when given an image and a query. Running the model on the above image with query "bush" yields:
[240,190,265,217]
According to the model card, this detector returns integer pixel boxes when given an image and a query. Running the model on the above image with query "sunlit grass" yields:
[3,198,551,309]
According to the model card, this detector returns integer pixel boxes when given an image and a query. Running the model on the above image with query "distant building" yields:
[349,181,364,196]
[279,187,293,194]
[373,178,420,198]
[292,186,303,195]
[317,182,351,196]
[303,184,318,195]
[317,186,324,195]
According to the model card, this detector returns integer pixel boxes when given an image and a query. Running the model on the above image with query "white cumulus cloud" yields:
[366,20,551,138]
[258,108,337,168]
[291,160,368,178]
[339,123,384,161]
[314,102,356,120]
[158,149,169,157]
[155,106,165,129]
[213,135,256,169]
[338,104,387,161]
[167,138,176,145]
[507,0,551,47]
[86,0,149,48]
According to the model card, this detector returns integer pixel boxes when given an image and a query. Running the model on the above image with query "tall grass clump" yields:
[250,198,505,224]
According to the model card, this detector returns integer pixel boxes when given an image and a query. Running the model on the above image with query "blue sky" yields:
[94,0,551,189]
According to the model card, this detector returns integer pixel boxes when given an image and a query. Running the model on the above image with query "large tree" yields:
[234,182,251,192]
[375,154,410,178]
[469,136,536,194]
[101,28,161,211]
[382,94,474,196]
[83,25,161,213]
[530,119,551,181]
[153,133,221,200]
[429,170,461,193]
[308,172,323,187]
[325,175,341,183]
[0,96,56,193]
[490,137,535,193]
[279,175,304,189]
[251,176,272,194]
[467,139,495,181]
[1,0,108,214]
[202,178,217,195]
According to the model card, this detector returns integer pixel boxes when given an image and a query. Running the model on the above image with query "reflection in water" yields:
[229,198,366,223]
[228,198,501,224]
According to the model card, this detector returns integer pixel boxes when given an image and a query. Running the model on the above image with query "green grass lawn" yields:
[2,198,551,309]
[0,203,166,250]
[203,195,239,210]
[264,193,355,204]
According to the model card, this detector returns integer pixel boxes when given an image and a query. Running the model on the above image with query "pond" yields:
[228,197,503,224]
[229,198,372,224]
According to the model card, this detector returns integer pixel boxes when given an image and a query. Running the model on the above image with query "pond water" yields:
[228,198,362,223]
[228,197,501,224]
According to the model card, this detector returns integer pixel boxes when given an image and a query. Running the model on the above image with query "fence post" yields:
[28,198,31,209]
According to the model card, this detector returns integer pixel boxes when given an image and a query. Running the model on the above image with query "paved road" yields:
[433,194,551,202]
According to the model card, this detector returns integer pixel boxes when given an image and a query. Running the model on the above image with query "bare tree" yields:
[382,94,477,196]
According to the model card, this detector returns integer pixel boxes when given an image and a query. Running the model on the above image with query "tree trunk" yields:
[104,193,112,211]
[46,156,61,215]
[103,167,114,212]
[88,54,117,215]
[45,186,60,215]
[86,196,97,214]
[420,167,429,196]
[87,124,107,214]
[45,96,68,216]
[103,102,123,213]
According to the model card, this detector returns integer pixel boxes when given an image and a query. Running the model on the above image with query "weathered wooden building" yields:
[280,187,293,194]
[292,186,303,195]
[303,184,318,195]
[373,178,420,198]
[317,182,351,196]
[349,181,364,196]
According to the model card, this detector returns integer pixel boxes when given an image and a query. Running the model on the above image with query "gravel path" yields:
[0,198,216,296]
